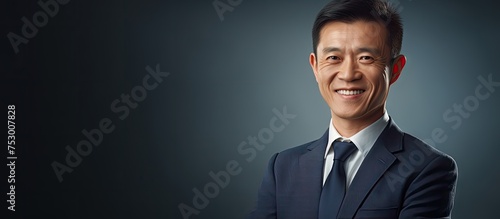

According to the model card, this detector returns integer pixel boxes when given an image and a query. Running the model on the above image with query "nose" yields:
[337,58,360,82]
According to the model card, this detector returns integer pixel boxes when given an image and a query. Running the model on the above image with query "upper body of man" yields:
[248,0,458,218]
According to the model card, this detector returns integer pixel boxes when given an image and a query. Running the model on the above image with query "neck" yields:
[331,108,385,138]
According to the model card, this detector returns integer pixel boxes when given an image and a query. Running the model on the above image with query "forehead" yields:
[318,20,389,51]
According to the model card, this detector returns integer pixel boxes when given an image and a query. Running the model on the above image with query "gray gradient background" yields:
[1,0,499,218]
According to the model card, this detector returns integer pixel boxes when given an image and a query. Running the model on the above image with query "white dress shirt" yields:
[322,112,389,186]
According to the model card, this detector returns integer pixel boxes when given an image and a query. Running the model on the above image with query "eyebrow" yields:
[322,47,342,54]
[356,47,382,56]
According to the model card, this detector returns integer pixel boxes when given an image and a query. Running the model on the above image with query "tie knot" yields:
[333,141,357,161]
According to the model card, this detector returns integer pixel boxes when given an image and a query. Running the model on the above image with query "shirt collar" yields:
[325,112,389,158]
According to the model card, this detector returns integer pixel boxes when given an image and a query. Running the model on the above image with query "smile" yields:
[336,89,365,95]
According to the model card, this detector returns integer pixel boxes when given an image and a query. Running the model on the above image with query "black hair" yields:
[312,0,403,58]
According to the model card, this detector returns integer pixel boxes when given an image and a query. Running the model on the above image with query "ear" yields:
[309,52,319,83]
[389,55,406,85]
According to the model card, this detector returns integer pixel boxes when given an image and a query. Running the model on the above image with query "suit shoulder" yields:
[401,132,456,166]
[277,138,320,158]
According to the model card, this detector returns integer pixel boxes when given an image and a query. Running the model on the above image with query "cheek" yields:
[366,71,390,98]
[367,66,390,85]
[318,66,336,83]
[317,70,335,97]
[371,79,390,103]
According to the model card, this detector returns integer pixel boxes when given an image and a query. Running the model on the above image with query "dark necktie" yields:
[318,141,357,219]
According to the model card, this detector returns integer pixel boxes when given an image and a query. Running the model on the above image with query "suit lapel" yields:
[338,119,404,218]
[296,130,329,212]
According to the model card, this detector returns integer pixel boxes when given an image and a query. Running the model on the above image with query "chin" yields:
[332,110,363,120]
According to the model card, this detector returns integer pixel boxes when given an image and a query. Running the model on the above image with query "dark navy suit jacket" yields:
[248,119,457,219]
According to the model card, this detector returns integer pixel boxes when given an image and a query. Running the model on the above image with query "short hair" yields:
[312,0,403,58]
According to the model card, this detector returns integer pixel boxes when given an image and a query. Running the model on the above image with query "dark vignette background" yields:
[1,0,499,218]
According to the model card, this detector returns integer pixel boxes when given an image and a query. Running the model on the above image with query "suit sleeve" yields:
[247,153,279,219]
[399,154,458,219]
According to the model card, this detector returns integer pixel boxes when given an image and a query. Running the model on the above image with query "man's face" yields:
[310,20,403,131]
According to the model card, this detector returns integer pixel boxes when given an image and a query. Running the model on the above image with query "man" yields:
[248,0,457,218]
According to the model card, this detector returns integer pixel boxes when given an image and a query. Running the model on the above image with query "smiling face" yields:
[310,20,405,136]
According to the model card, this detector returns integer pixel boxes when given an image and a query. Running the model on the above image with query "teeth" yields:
[337,90,365,95]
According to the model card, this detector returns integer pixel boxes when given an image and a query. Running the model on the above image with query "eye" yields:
[326,56,342,63]
[359,56,374,63]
